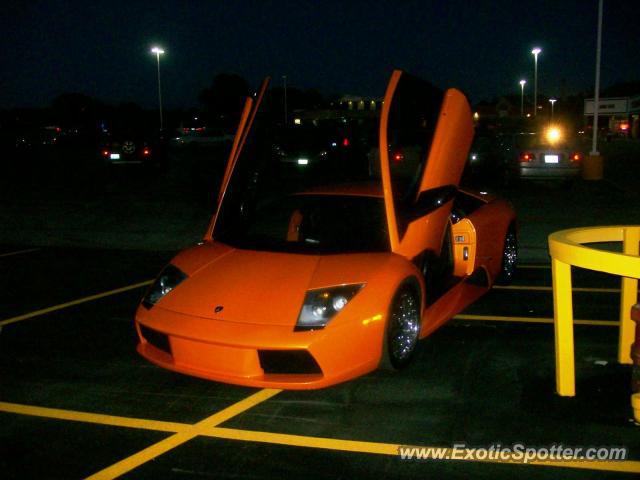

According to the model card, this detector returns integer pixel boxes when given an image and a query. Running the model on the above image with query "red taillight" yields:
[142,147,151,156]
[570,152,582,162]
[342,138,350,147]
[520,152,535,162]
[101,149,110,157]
[393,151,404,163]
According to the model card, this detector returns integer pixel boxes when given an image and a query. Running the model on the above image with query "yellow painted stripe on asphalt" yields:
[2,400,637,475]
[0,248,40,258]
[85,389,281,480]
[454,314,618,327]
[86,430,195,480]
[494,285,620,293]
[208,427,640,474]
[211,426,399,454]
[0,401,188,433]
[0,280,153,328]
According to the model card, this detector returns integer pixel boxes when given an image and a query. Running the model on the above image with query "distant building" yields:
[473,97,521,122]
[291,96,382,125]
[338,96,382,112]
[584,95,640,138]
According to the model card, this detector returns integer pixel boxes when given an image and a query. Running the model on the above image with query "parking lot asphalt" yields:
[1,127,638,479]
[1,245,638,479]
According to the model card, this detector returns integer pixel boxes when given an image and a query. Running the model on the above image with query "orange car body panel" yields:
[451,218,477,277]
[136,250,421,389]
[135,71,516,389]
[417,89,473,193]
[378,70,402,251]
[396,88,473,260]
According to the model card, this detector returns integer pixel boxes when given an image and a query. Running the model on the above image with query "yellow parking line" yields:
[0,401,188,433]
[494,285,620,293]
[209,427,640,474]
[454,314,618,327]
[0,248,40,258]
[0,280,153,328]
[2,400,637,475]
[85,389,281,480]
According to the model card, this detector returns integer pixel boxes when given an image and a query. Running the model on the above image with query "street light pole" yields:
[583,0,604,180]
[519,80,527,116]
[549,98,557,121]
[283,75,288,126]
[531,47,542,116]
[591,0,603,156]
[151,46,165,130]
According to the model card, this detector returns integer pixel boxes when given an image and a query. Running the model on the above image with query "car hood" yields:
[156,244,392,326]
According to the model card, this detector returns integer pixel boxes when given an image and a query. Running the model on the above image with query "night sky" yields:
[1,0,638,109]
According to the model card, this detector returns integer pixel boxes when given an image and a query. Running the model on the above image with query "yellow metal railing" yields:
[548,226,640,397]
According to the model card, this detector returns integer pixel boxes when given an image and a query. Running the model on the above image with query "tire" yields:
[381,284,421,370]
[496,225,517,285]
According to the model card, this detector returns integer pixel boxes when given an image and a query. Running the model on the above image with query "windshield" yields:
[216,194,389,254]
[213,92,384,254]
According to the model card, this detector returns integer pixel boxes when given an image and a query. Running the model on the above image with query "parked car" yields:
[170,126,234,147]
[462,131,506,185]
[99,127,167,169]
[134,71,517,389]
[271,121,370,174]
[14,125,61,149]
[499,126,583,183]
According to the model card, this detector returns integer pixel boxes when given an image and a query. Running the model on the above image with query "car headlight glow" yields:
[545,126,562,144]
[142,264,187,308]
[296,284,364,330]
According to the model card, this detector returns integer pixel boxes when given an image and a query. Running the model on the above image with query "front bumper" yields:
[135,304,385,389]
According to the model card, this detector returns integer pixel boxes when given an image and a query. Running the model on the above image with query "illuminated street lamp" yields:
[549,98,557,120]
[531,47,542,116]
[150,46,165,130]
[519,79,527,116]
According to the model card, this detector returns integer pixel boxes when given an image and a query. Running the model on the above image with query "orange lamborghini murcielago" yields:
[135,70,517,389]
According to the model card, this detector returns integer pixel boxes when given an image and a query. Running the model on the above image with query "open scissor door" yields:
[379,70,473,260]
[205,77,270,239]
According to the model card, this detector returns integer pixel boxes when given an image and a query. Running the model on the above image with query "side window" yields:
[452,192,485,223]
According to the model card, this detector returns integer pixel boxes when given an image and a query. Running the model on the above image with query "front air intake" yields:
[258,350,322,374]
[140,324,171,355]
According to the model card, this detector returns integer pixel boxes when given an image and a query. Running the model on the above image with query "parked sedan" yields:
[501,127,583,182]
[134,71,517,389]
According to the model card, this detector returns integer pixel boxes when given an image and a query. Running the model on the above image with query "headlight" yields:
[545,126,562,144]
[296,284,364,330]
[142,264,187,308]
